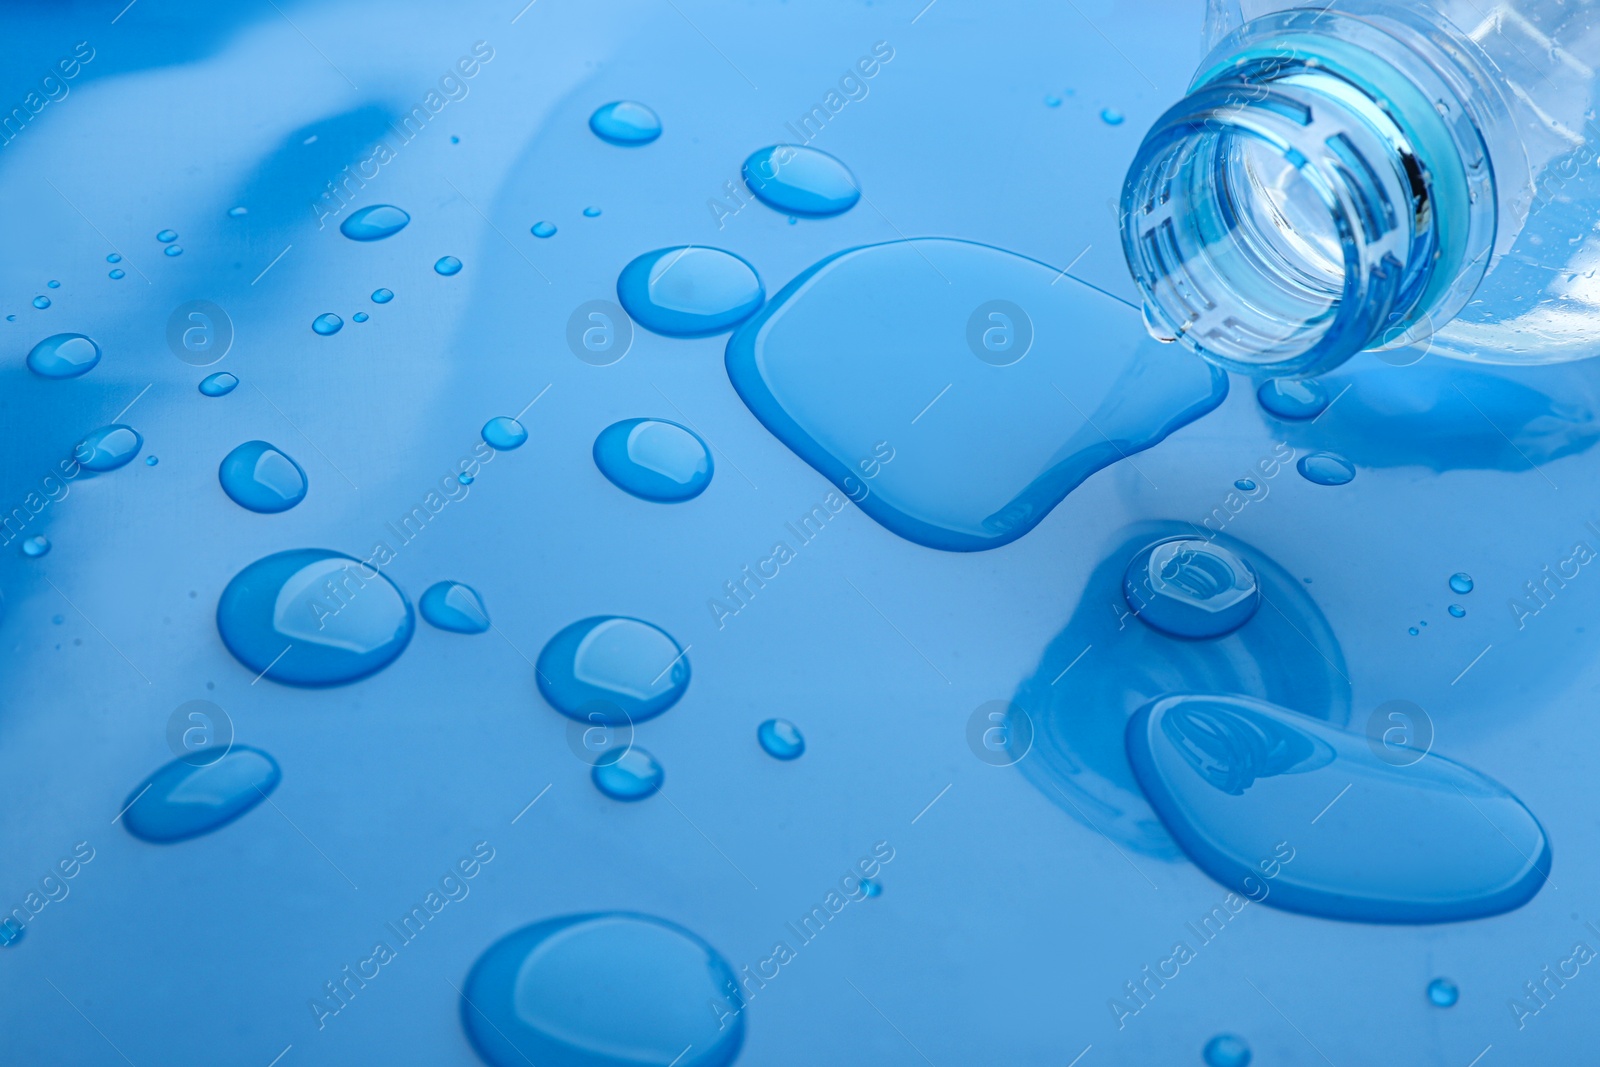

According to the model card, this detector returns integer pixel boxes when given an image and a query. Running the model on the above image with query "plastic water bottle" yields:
[1121,0,1600,376]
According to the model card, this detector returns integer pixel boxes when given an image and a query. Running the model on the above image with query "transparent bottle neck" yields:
[1121,8,1499,377]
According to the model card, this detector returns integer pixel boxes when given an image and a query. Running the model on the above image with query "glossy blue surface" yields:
[216,549,415,687]
[218,440,308,513]
[535,615,689,724]
[741,145,860,218]
[592,418,713,502]
[121,748,281,844]
[616,245,764,337]
[74,424,143,472]
[726,238,1228,550]
[1127,693,1551,923]
[461,913,742,1066]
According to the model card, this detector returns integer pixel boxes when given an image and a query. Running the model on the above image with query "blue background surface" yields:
[2,1,1599,1063]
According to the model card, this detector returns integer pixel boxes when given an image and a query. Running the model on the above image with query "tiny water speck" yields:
[1449,604,1466,618]
[22,535,49,558]
[157,229,177,243]
[1234,478,1256,491]
[1297,451,1355,486]
[1409,626,1420,636]
[228,206,247,217]
[1101,107,1125,125]
[371,288,394,303]
[46,280,59,289]
[199,372,239,397]
[109,269,124,279]
[1203,1034,1251,1067]
[434,255,462,276]
[862,879,882,898]
[531,221,557,238]
[458,472,473,485]
[106,253,121,263]
[592,747,665,801]
[312,313,343,336]
[583,206,602,217]
[481,416,527,451]
[757,718,805,760]
[164,245,183,257]
[1427,977,1459,1007]
[1450,572,1474,594]
[32,296,50,309]
[353,312,368,323]
[145,455,158,466]
[1045,95,1061,107]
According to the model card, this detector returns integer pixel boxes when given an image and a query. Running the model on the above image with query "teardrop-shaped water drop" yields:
[419,581,490,634]
[592,747,665,801]
[592,418,713,502]
[481,416,528,451]
[121,747,281,843]
[27,333,100,378]
[616,246,763,337]
[757,718,805,760]
[216,549,414,687]
[588,101,662,146]
[536,616,689,724]
[742,145,860,217]
[1126,693,1551,922]
[199,372,239,397]
[218,441,307,513]
[75,424,143,472]
[339,204,411,241]
[460,912,743,1067]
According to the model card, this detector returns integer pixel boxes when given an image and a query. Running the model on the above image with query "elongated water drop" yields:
[75,424,143,472]
[435,256,463,276]
[481,416,527,450]
[312,313,343,336]
[339,204,411,241]
[199,372,238,397]
[1297,451,1355,486]
[588,101,662,145]
[28,333,101,379]
[742,145,861,218]
[122,748,280,843]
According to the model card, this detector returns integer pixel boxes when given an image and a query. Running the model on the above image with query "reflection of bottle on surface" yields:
[1122,0,1600,377]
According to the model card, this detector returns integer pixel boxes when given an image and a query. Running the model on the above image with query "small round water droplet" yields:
[593,418,713,502]
[46,280,60,289]
[22,535,50,558]
[1203,1033,1251,1067]
[312,313,343,336]
[1427,977,1459,1007]
[616,245,764,337]
[371,288,394,304]
[458,472,474,485]
[122,747,281,843]
[862,878,883,897]
[1409,626,1420,636]
[1449,604,1466,618]
[1124,537,1259,639]
[742,145,861,218]
[419,581,490,634]
[228,206,248,217]
[164,245,183,257]
[339,204,411,242]
[1257,378,1330,420]
[757,718,805,760]
[1045,95,1062,107]
[157,229,177,243]
[531,221,557,238]
[145,455,158,466]
[592,747,665,801]
[1450,572,1474,594]
[434,255,462,276]
[108,269,125,280]
[537,615,690,724]
[352,311,368,323]
[219,441,307,513]
[27,333,101,379]
[32,296,50,309]
[588,100,662,146]
[450,134,460,144]
[1234,478,1256,492]
[1297,451,1355,486]
[75,424,143,472]
[481,416,528,451]
[1101,107,1125,125]
[199,371,238,397]
[460,913,743,1067]
[583,206,602,217]
[216,548,415,687]
[106,253,122,263]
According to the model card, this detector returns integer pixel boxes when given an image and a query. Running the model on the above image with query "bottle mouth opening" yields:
[1122,82,1418,378]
